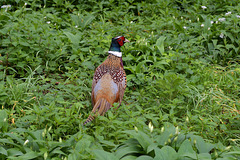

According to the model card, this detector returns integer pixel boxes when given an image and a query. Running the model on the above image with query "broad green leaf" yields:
[0,147,7,156]
[123,130,152,152]
[222,151,240,156]
[135,60,152,73]
[136,155,153,160]
[121,155,138,160]
[115,146,142,159]
[0,110,8,131]
[153,148,167,160]
[94,149,118,160]
[178,139,196,158]
[180,153,197,159]
[191,135,215,153]
[156,36,166,55]
[12,151,39,160]
[4,133,25,145]
[0,139,22,149]
[50,148,67,156]
[153,146,177,160]
[216,157,237,160]
[147,143,158,153]
[156,124,175,146]
[160,146,177,160]
[7,148,23,157]
[197,153,211,160]
[63,31,82,46]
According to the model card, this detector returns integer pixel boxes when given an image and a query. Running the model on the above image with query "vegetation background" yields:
[0,0,239,159]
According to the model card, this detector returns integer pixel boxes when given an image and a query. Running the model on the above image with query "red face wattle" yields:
[117,36,125,46]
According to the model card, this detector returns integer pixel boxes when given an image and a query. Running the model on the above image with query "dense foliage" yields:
[0,0,239,159]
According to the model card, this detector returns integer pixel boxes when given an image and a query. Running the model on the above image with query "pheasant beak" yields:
[124,39,130,43]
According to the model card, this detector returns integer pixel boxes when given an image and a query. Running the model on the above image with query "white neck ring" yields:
[108,51,122,57]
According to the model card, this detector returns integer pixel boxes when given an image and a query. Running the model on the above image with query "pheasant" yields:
[83,36,129,125]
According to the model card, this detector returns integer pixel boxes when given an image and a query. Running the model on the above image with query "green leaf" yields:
[153,148,167,160]
[197,153,211,160]
[7,148,23,157]
[192,135,215,153]
[0,147,7,156]
[180,153,197,159]
[135,60,152,73]
[156,124,175,146]
[178,139,196,158]
[123,130,152,152]
[222,151,240,156]
[4,133,25,145]
[160,146,177,160]
[121,155,138,160]
[156,36,166,55]
[147,143,158,153]
[94,149,118,160]
[9,151,39,160]
[0,110,8,132]
[153,146,177,160]
[115,146,142,159]
[136,155,153,160]
[63,31,82,46]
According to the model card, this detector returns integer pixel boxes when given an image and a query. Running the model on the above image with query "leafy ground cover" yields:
[0,0,239,159]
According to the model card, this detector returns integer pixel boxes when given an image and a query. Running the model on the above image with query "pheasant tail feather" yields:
[83,98,112,125]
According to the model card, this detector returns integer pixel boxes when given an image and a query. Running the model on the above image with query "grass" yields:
[0,0,240,159]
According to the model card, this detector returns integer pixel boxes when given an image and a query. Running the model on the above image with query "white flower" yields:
[225,146,231,151]
[197,17,199,21]
[236,15,240,18]
[46,21,51,24]
[1,5,11,11]
[161,127,164,133]
[75,25,78,28]
[44,152,48,160]
[218,18,226,22]
[201,24,204,27]
[220,33,224,38]
[181,16,183,19]
[208,27,210,30]
[175,126,180,135]
[201,6,207,9]
[189,20,191,22]
[211,21,214,24]
[225,12,231,16]
[216,21,219,24]
[24,3,27,6]
[130,21,133,23]
[183,26,187,29]
[24,139,29,145]
[1,5,11,8]
[148,122,154,133]
[134,126,138,132]
[186,116,189,123]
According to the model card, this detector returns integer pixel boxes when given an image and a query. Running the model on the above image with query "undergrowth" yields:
[0,0,239,159]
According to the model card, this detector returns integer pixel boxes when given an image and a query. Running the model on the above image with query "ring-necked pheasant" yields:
[83,36,129,125]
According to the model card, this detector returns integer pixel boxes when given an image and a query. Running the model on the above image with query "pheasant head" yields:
[108,36,130,57]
